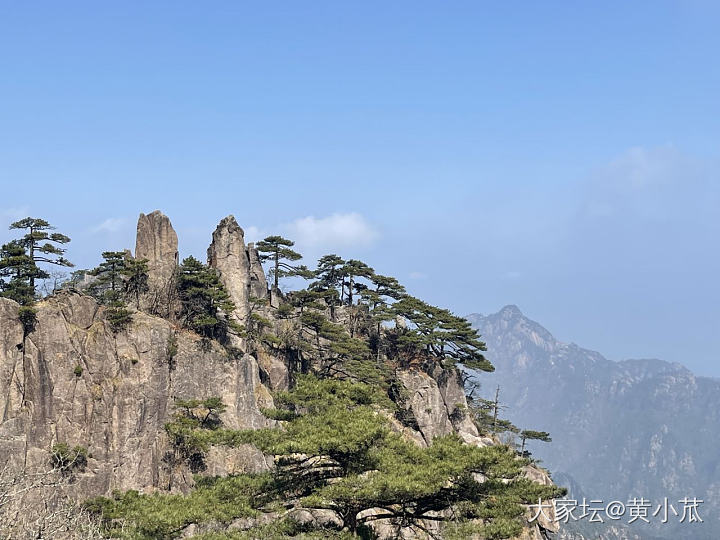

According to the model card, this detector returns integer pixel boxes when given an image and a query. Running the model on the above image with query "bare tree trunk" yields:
[0,462,104,539]
[492,386,500,434]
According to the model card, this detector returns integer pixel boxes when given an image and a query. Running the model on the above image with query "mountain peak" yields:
[499,304,523,317]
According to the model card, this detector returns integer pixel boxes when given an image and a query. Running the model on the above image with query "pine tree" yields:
[359,273,406,357]
[89,251,127,297]
[310,254,345,319]
[105,295,133,334]
[0,241,37,305]
[519,429,552,455]
[393,295,494,372]
[255,235,303,290]
[341,259,374,305]
[298,311,376,383]
[122,257,149,309]
[466,386,518,437]
[8,217,73,291]
[130,376,563,537]
[177,256,238,341]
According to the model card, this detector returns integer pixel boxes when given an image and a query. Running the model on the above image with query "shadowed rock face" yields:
[397,365,488,447]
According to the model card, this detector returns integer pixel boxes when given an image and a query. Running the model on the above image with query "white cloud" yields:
[91,218,127,234]
[604,144,685,190]
[243,225,264,244]
[579,144,711,222]
[409,271,427,280]
[285,212,378,251]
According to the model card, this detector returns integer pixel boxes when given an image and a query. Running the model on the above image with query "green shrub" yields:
[166,333,178,369]
[18,305,38,336]
[107,299,132,333]
[51,443,88,472]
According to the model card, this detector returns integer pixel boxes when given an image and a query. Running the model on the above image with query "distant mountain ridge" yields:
[468,306,720,540]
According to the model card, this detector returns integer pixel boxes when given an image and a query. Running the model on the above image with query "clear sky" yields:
[1,2,719,375]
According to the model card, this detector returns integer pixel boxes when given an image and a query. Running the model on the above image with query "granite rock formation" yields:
[0,213,559,539]
[134,210,179,317]
[0,293,273,500]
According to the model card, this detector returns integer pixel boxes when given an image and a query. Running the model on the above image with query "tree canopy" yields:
[0,217,73,303]
[90,376,562,538]
[90,251,127,295]
[9,217,73,289]
[256,235,305,290]
[0,241,37,305]
[177,256,238,341]
[392,295,493,372]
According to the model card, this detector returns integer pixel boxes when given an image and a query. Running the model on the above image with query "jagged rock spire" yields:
[135,210,179,315]
[207,216,251,336]
[135,210,178,281]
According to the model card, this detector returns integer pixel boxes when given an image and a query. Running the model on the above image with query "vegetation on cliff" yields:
[0,218,563,539]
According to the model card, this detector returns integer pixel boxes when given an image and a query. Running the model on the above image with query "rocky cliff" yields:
[0,293,274,494]
[0,295,506,492]
[0,213,559,539]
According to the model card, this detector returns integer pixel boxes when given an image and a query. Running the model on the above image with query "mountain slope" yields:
[468,306,720,540]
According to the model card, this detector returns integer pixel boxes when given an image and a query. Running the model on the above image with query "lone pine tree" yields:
[256,235,303,290]
[8,217,73,291]
[90,251,127,297]
[393,295,494,372]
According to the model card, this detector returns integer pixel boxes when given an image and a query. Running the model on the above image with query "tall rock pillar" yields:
[135,210,179,317]
[207,216,251,340]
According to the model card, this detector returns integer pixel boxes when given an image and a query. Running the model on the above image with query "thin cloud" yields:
[285,212,379,251]
[243,225,264,244]
[580,144,709,222]
[605,144,682,189]
[91,218,127,234]
[409,271,427,280]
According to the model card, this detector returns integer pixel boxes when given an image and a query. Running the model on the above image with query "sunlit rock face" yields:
[0,293,273,499]
[135,210,179,316]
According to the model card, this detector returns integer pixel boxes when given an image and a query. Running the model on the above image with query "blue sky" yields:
[1,2,719,375]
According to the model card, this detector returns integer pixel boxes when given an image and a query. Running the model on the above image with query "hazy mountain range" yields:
[468,306,720,540]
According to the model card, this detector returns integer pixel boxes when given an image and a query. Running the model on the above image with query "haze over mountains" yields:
[468,306,720,540]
